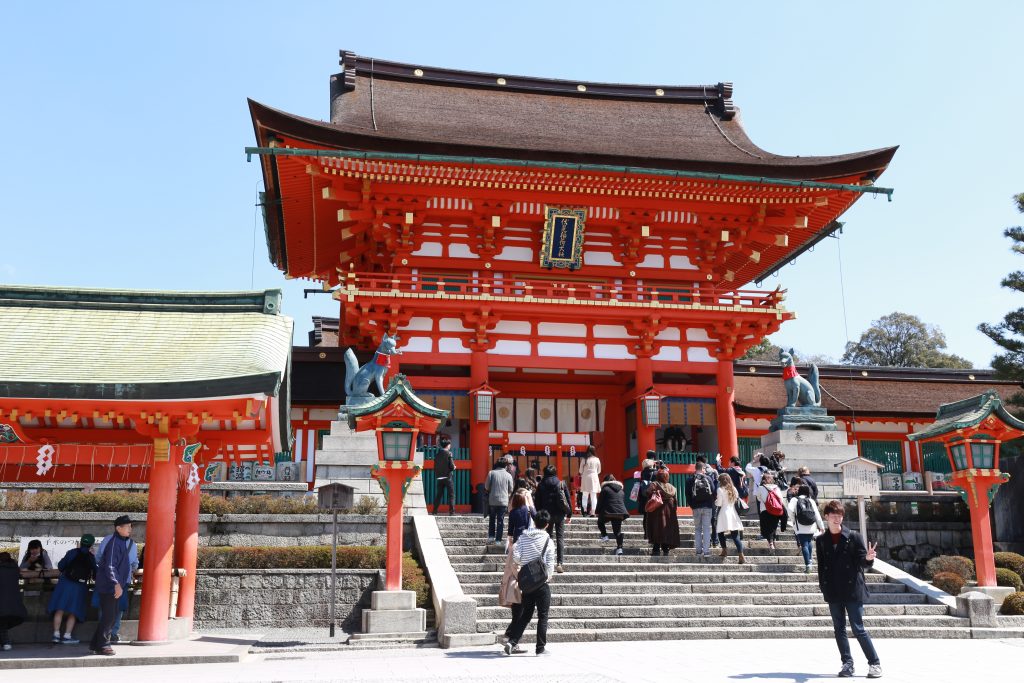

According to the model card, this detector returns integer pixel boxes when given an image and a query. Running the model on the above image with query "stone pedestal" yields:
[349,589,427,641]
[760,428,858,500]
[313,420,427,514]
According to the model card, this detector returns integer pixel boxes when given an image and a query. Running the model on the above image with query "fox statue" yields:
[779,348,821,408]
[344,334,402,399]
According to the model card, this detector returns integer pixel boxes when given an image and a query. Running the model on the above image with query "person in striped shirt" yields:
[503,510,557,656]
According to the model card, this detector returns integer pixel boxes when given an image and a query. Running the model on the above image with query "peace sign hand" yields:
[866,541,877,562]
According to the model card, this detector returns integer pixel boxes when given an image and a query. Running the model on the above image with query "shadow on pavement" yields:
[444,650,508,659]
[730,674,835,682]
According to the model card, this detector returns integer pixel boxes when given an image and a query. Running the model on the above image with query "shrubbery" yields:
[931,571,966,596]
[996,567,1023,592]
[1000,591,1024,615]
[994,552,1024,581]
[196,545,429,607]
[924,555,975,581]
[0,491,325,515]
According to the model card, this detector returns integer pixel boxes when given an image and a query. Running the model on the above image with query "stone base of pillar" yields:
[349,590,427,640]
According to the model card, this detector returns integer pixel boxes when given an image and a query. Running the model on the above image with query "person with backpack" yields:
[47,534,96,644]
[797,466,819,501]
[432,436,457,515]
[485,459,515,545]
[686,461,718,560]
[503,510,557,656]
[646,469,681,557]
[0,552,27,651]
[91,515,135,656]
[788,483,825,573]
[637,453,658,540]
[535,465,571,573]
[817,500,882,678]
[596,474,628,555]
[755,472,786,551]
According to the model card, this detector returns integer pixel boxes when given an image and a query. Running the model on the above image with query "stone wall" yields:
[867,521,973,576]
[0,512,412,549]
[193,568,379,630]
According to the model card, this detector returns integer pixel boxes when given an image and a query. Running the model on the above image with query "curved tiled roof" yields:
[250,52,897,182]
[0,286,293,401]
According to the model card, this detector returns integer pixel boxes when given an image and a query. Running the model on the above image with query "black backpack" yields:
[691,474,713,504]
[796,497,817,526]
[64,549,93,583]
[517,538,551,594]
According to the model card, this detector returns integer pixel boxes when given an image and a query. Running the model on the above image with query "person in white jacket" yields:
[754,472,786,550]
[787,483,825,573]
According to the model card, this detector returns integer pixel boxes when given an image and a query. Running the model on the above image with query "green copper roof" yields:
[907,391,1024,442]
[347,374,450,428]
[0,285,293,400]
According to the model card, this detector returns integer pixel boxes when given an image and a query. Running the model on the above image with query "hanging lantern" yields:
[638,389,664,427]
[469,383,499,424]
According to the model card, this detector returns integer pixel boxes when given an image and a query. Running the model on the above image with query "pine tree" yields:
[978,193,1024,406]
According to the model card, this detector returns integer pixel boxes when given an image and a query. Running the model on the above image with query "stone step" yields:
[454,570,886,584]
[471,591,927,607]
[500,625,972,644]
[459,581,907,596]
[476,603,950,619]
[452,561,816,573]
[479,614,968,633]
[445,547,804,560]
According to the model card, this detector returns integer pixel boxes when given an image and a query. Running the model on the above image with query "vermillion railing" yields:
[343,272,785,311]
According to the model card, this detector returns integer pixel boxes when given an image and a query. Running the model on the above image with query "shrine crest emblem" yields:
[540,206,586,270]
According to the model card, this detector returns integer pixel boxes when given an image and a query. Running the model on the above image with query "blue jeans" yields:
[718,530,743,553]
[692,508,713,555]
[828,602,880,666]
[796,533,814,565]
[488,505,506,541]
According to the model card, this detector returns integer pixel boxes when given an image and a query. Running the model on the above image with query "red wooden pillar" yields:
[469,350,490,499]
[955,472,1005,587]
[173,476,201,623]
[716,359,738,460]
[602,396,626,479]
[137,454,178,642]
[635,356,656,456]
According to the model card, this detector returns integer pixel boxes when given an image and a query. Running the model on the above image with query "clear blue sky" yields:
[3,2,1022,368]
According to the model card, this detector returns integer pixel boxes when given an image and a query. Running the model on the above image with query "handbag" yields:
[498,545,522,607]
[644,486,664,513]
[517,538,551,594]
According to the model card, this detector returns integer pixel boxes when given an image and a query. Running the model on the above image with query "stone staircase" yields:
[436,515,973,643]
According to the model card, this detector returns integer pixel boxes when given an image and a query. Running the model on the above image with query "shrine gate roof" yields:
[249,50,897,182]
[0,286,293,401]
[733,363,1019,418]
[907,391,1024,442]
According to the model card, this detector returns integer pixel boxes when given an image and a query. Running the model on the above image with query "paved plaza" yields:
[2,636,1018,681]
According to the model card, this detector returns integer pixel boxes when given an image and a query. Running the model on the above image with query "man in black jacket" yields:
[535,465,571,573]
[432,437,456,515]
[816,500,882,679]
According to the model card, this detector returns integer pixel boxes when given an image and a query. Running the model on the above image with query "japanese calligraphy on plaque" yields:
[540,206,586,270]
[840,459,882,497]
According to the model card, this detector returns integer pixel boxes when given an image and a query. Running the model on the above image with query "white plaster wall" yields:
[537,342,587,358]
[655,327,681,341]
[411,242,443,257]
[538,322,587,337]
[490,340,532,355]
[437,337,470,354]
[493,320,532,335]
[438,318,471,332]
[686,328,712,342]
[448,244,478,258]
[687,347,715,362]
[594,344,635,360]
[399,317,433,332]
[652,346,681,361]
[638,254,665,268]
[670,255,697,270]
[593,325,630,338]
[583,251,621,266]
[400,336,433,353]
[494,246,534,262]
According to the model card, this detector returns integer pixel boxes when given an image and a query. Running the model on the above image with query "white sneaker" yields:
[2,643,11,651]
[868,664,882,678]
[600,535,609,542]
[805,564,813,574]
[61,635,79,645]
[614,547,623,556]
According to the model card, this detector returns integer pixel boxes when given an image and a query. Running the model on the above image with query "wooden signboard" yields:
[840,458,882,497]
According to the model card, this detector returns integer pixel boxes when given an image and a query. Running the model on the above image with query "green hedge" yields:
[196,545,429,608]
[995,552,1024,581]
[997,567,1024,592]
[0,491,320,515]
[1001,591,1024,615]
[924,555,975,581]
[931,571,965,596]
